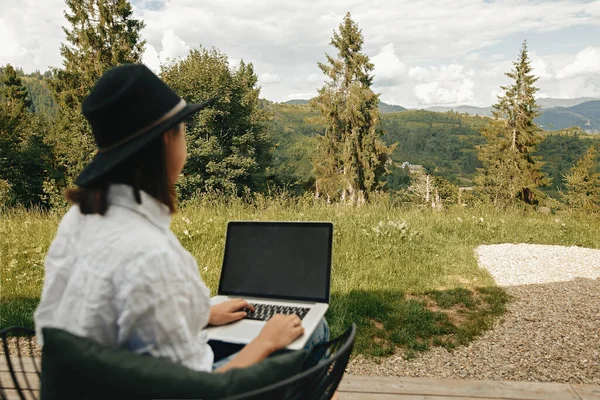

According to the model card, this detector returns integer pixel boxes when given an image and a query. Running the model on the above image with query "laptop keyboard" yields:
[244,304,310,321]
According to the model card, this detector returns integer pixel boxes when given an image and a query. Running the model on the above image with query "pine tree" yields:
[0,64,32,119]
[475,41,549,207]
[311,12,394,205]
[47,0,145,189]
[561,146,600,212]
[0,65,54,207]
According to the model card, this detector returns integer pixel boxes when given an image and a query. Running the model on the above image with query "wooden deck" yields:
[1,358,598,399]
[339,375,600,399]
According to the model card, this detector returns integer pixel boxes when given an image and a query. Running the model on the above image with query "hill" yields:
[283,99,406,114]
[422,99,600,133]
[269,102,600,194]
[269,103,489,191]
[535,100,600,133]
[536,97,600,108]
[423,105,493,117]
[283,99,310,105]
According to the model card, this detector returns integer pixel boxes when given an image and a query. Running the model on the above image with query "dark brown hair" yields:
[66,129,178,215]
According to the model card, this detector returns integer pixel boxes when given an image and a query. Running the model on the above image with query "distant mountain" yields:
[421,98,600,132]
[423,105,493,117]
[283,99,406,114]
[536,97,600,109]
[284,99,310,105]
[535,100,600,133]
[378,102,406,114]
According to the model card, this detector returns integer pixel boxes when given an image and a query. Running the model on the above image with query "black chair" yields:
[0,324,356,400]
[223,323,356,400]
[0,327,41,400]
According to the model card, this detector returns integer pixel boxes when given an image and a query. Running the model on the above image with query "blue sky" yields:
[0,0,599,108]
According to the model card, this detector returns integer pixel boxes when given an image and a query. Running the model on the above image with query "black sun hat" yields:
[75,63,218,187]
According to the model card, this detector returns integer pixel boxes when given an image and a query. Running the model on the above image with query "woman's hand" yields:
[256,314,305,351]
[215,313,305,373]
[209,299,254,326]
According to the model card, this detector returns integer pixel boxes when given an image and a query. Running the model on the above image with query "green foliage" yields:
[46,0,146,190]
[0,65,31,117]
[382,111,485,186]
[161,47,273,198]
[475,41,550,207]
[561,146,600,212]
[0,67,58,117]
[22,75,58,117]
[0,66,55,208]
[311,12,394,204]
[266,103,323,193]
[0,179,14,209]
[535,130,600,195]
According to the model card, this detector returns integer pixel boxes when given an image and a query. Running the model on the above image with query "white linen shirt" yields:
[34,184,214,371]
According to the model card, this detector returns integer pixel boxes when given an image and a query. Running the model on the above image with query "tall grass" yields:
[2,194,599,356]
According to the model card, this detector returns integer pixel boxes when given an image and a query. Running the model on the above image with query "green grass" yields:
[2,195,600,357]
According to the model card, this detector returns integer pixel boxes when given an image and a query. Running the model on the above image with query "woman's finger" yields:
[231,311,247,321]
[235,299,254,311]
[292,325,304,338]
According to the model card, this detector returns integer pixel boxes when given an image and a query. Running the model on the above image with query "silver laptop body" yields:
[205,221,333,350]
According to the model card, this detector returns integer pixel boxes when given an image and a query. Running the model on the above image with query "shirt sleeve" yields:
[115,249,214,372]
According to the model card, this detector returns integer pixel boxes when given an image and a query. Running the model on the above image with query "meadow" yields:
[2,194,600,357]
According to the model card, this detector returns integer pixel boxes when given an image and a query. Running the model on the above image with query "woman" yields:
[34,64,329,373]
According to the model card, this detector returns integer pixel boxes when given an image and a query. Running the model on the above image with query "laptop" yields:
[205,221,333,350]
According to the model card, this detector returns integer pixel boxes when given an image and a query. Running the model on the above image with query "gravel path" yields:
[348,244,600,384]
[476,244,600,286]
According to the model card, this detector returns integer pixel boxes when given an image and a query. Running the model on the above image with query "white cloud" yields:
[1,0,600,107]
[0,0,66,70]
[259,73,281,84]
[415,78,476,105]
[307,73,321,83]
[142,44,160,72]
[0,21,26,60]
[555,47,600,79]
[283,92,316,101]
[530,55,553,79]
[158,29,190,61]
[408,64,473,82]
[142,29,190,71]
[489,89,504,104]
[371,43,406,86]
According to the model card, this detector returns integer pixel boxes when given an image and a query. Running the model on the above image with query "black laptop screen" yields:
[218,222,332,303]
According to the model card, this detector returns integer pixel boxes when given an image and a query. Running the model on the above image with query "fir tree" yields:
[311,12,394,205]
[47,0,146,189]
[0,65,54,207]
[0,64,32,120]
[561,146,600,212]
[475,41,549,207]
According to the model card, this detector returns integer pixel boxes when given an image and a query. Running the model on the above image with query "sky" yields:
[0,0,599,108]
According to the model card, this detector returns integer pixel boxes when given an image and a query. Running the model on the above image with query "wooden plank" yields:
[572,384,600,400]
[0,358,41,373]
[340,375,580,400]
[0,371,40,390]
[1,388,40,400]
[338,394,506,400]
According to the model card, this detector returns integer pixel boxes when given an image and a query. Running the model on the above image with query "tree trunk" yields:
[512,128,517,151]
[357,190,366,206]
[347,182,355,206]
[425,174,431,204]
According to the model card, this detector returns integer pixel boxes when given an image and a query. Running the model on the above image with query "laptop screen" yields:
[218,222,332,303]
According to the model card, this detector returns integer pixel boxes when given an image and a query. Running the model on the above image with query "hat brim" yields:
[75,97,219,187]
